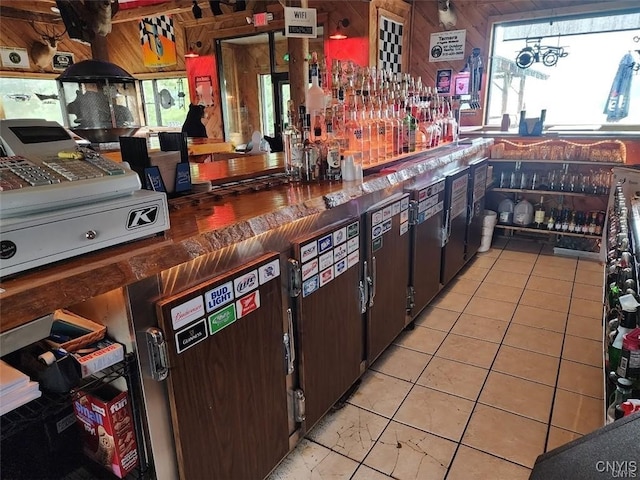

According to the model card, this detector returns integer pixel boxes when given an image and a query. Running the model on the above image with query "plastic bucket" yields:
[483,210,498,227]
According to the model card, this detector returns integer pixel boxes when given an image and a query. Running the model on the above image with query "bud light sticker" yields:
[418,189,428,201]
[204,281,234,313]
[301,241,318,263]
[208,304,237,336]
[175,319,208,354]
[236,290,260,319]
[400,221,409,236]
[258,259,280,285]
[234,270,259,297]
[392,202,401,216]
[171,296,205,331]
[347,237,358,254]
[334,259,347,277]
[382,219,392,233]
[372,224,383,239]
[302,275,319,297]
[347,221,359,239]
[302,259,319,281]
[319,267,334,287]
[382,206,393,220]
[319,251,334,270]
[334,243,348,262]
[347,250,359,268]
[401,197,410,211]
[372,211,383,226]
[318,234,333,254]
[400,210,409,223]
[333,227,347,245]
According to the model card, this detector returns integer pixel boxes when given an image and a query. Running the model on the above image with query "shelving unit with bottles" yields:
[486,138,627,258]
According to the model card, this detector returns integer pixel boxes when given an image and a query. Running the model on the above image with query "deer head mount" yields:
[438,0,458,31]
[30,22,67,71]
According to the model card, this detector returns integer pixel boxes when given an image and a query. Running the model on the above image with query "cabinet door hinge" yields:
[408,200,419,226]
[406,286,415,311]
[288,259,301,297]
[283,308,295,375]
[293,389,306,422]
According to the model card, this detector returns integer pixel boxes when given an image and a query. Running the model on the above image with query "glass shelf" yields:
[492,187,609,197]
[495,224,602,238]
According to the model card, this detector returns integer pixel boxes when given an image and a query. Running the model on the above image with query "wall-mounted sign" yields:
[195,75,214,106]
[429,29,466,62]
[284,7,317,38]
[436,69,452,94]
[253,12,273,27]
[0,47,29,69]
[139,15,177,67]
[52,52,74,71]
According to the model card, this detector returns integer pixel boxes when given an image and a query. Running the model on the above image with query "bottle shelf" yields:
[489,158,621,167]
[495,224,602,238]
[492,187,609,198]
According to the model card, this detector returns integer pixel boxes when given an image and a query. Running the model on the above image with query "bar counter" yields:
[0,139,491,332]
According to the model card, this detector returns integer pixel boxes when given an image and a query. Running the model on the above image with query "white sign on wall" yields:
[429,29,467,62]
[0,47,30,68]
[284,7,317,38]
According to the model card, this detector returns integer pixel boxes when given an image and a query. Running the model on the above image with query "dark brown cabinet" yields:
[441,166,470,285]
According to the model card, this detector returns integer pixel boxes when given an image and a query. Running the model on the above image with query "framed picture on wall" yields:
[377,10,405,74]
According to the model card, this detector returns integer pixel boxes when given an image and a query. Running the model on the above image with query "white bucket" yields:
[478,234,492,252]
[483,210,498,227]
[482,225,494,236]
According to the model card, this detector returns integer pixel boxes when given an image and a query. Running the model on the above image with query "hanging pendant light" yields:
[185,41,203,58]
[329,18,350,40]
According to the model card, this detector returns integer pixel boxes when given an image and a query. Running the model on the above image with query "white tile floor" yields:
[268,238,605,480]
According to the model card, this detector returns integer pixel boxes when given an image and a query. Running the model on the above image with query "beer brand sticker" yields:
[333,243,348,261]
[373,237,383,252]
[428,195,438,207]
[418,189,428,201]
[333,227,347,245]
[419,200,428,213]
[347,221,359,239]
[347,237,359,254]
[234,269,259,297]
[438,181,445,192]
[204,281,234,313]
[236,290,261,319]
[208,304,236,335]
[175,319,208,354]
[372,211,383,226]
[347,249,359,268]
[319,266,334,287]
[334,258,347,277]
[400,210,409,223]
[382,219,392,233]
[392,201,401,216]
[319,250,334,270]
[318,234,333,254]
[258,259,281,285]
[372,224,383,239]
[302,259,319,281]
[400,221,409,236]
[436,202,443,212]
[417,211,426,224]
[426,206,434,219]
[382,206,393,220]
[401,197,410,210]
[301,241,318,262]
[302,275,319,297]
[171,296,205,330]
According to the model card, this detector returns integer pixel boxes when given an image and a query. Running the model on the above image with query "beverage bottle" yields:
[360,106,372,166]
[307,66,326,143]
[402,106,417,153]
[595,211,605,235]
[588,211,597,234]
[282,100,303,182]
[374,103,386,163]
[568,210,577,233]
[382,100,396,160]
[561,208,570,231]
[345,103,363,170]
[554,207,563,231]
[547,207,556,230]
[301,114,320,183]
[534,196,545,228]
[610,307,637,372]
[607,377,633,422]
[325,122,341,181]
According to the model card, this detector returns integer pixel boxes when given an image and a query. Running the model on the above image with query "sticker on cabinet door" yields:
[372,223,384,239]
[382,219,392,233]
[392,202,401,216]
[400,221,409,236]
[418,200,428,213]
[418,189,428,201]
[401,197,410,210]
[373,237,383,252]
[258,259,281,285]
[318,234,333,254]
[382,206,393,220]
[400,209,409,223]
[234,269,259,297]
[208,304,237,336]
[301,241,318,262]
[175,319,208,354]
[334,258,347,277]
[319,250,334,270]
[372,211,383,226]
[302,275,319,297]
[319,266,334,287]
[436,201,443,212]
[236,290,261,318]
[302,258,319,280]
[204,281,234,313]
[171,296,205,331]
[347,237,358,254]
[347,250,359,268]
[333,227,347,245]
[334,243,348,262]
[347,221,359,239]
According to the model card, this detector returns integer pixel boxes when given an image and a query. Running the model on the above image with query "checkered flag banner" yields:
[378,16,403,74]
[139,15,175,45]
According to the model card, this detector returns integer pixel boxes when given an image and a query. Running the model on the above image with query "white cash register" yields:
[0,119,170,277]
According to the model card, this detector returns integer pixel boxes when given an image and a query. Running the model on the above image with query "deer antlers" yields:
[30,21,67,45]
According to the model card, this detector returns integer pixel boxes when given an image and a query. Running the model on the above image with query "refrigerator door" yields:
[154,253,289,480]
[364,193,411,364]
[466,158,489,261]
[406,178,446,319]
[441,166,470,286]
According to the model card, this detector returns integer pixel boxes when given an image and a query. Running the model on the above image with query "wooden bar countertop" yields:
[0,140,492,332]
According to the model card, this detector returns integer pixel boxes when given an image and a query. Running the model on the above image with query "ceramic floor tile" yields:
[431,291,472,313]
[413,307,460,332]
[531,264,576,282]
[525,275,573,297]
[565,314,603,341]
[483,269,529,289]
[503,323,564,357]
[462,404,547,468]
[574,268,604,286]
[348,371,412,418]
[577,260,604,273]
[511,304,568,333]
[503,240,542,254]
[562,335,603,367]
[363,421,456,480]
[350,465,392,480]
[572,283,603,301]
[394,385,474,442]
[477,248,501,258]
[450,313,509,343]
[551,390,604,435]
[267,438,358,480]
[458,265,491,282]
[470,255,498,269]
[416,356,488,401]
[556,360,604,399]
[535,255,577,269]
[492,258,535,274]
[393,326,447,355]
[492,345,560,386]
[546,427,582,452]
[306,404,388,462]
[569,298,603,319]
[478,371,554,423]
[435,334,499,368]
[446,445,531,480]
[519,289,570,313]
[370,345,431,383]
[498,250,538,263]
[447,278,482,296]
[473,282,524,304]
[539,243,556,256]
[463,296,517,322]
[492,236,509,249]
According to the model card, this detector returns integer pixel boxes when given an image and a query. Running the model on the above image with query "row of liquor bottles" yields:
[497,168,612,195]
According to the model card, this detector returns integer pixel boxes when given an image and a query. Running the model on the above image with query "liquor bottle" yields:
[360,106,372,166]
[345,103,363,170]
[534,196,546,228]
[595,211,605,235]
[307,61,326,143]
[561,209,570,232]
[282,100,303,182]
[325,122,341,181]
[555,207,563,231]
[588,212,598,235]
[301,114,320,183]
[547,207,556,231]
[568,211,577,233]
[402,106,417,153]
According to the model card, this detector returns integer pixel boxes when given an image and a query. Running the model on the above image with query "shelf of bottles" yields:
[604,183,640,424]
[282,53,460,183]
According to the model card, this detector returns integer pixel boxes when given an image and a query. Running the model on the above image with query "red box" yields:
[73,384,139,478]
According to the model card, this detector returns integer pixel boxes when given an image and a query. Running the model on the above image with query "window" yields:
[0,78,64,123]
[486,9,640,127]
[139,77,190,127]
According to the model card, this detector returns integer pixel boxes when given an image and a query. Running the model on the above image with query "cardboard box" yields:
[73,339,124,378]
[73,384,139,478]
[47,310,107,353]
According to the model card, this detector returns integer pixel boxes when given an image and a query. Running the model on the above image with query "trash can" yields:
[479,210,497,252]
